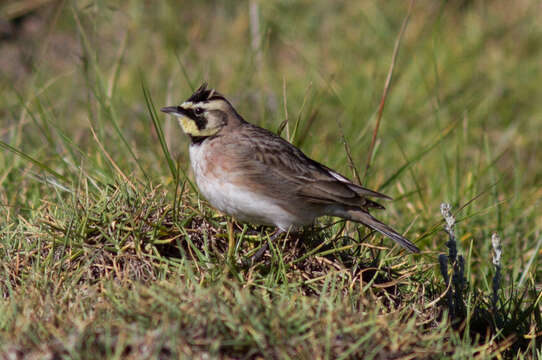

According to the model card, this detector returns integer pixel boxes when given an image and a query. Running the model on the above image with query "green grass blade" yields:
[141,76,178,181]
[0,141,69,184]
[380,120,455,191]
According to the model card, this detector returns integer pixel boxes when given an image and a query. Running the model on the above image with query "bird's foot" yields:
[241,229,285,267]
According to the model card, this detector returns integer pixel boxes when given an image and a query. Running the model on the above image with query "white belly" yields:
[189,144,302,230]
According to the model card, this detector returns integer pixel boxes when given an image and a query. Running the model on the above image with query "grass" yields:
[1,0,541,358]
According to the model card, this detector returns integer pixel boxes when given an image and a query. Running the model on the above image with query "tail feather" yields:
[342,209,420,253]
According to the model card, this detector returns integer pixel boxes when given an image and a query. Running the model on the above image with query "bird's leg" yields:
[249,243,268,264]
[244,229,285,266]
[269,229,286,242]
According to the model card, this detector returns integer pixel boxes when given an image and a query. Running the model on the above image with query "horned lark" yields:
[161,83,419,253]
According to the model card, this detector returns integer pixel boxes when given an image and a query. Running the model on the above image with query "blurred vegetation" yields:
[1,0,541,358]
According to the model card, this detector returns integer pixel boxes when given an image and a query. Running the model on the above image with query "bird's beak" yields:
[160,106,183,116]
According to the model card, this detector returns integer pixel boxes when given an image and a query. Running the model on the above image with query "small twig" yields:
[364,0,414,183]
[277,77,290,139]
[340,126,362,185]
[283,77,290,141]
[88,121,135,191]
[290,82,312,144]
[249,0,263,73]
[491,233,502,315]
[518,232,542,287]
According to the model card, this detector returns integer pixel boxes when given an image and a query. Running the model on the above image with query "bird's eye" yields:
[194,107,203,115]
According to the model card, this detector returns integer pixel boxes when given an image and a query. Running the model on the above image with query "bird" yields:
[161,83,420,254]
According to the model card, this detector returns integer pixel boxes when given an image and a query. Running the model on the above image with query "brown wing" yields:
[230,124,389,209]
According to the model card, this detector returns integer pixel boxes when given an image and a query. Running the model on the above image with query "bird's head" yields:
[161,83,242,140]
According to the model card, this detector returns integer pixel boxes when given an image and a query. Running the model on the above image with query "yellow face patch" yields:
[178,116,220,137]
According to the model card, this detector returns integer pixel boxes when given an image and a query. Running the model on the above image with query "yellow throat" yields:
[178,116,219,137]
